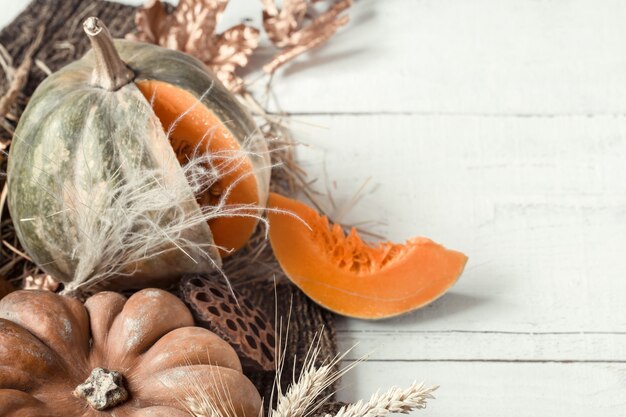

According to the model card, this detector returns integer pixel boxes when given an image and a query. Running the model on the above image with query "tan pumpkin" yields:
[0,288,262,416]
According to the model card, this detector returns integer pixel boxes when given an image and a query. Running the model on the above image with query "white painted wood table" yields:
[2,0,626,415]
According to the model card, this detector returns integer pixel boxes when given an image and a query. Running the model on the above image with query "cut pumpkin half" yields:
[267,192,468,319]
[136,80,262,255]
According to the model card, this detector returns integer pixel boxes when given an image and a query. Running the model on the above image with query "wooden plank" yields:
[290,113,626,332]
[67,1,626,115]
[242,0,626,115]
[336,361,626,417]
[337,330,626,362]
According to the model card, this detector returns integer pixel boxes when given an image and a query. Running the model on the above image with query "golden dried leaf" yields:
[130,0,167,44]
[262,0,308,46]
[209,23,260,91]
[213,24,260,68]
[128,0,259,92]
[262,0,352,73]
[168,0,228,57]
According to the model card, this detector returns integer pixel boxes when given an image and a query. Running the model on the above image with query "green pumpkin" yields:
[7,17,270,294]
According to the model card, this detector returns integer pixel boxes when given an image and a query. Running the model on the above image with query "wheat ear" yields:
[327,382,438,417]
[271,328,358,417]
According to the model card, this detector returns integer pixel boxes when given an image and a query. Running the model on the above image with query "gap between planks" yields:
[337,330,626,335]
[336,331,626,362]
[269,111,626,118]
[340,359,626,364]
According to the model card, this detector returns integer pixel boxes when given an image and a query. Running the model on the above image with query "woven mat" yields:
[0,0,341,414]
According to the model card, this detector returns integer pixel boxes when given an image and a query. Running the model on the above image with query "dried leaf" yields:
[167,0,227,54]
[262,0,308,46]
[262,0,352,73]
[128,0,259,92]
[131,0,167,44]
[210,23,260,91]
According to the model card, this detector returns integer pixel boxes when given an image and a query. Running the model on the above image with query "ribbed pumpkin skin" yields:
[0,289,263,417]
[7,40,270,290]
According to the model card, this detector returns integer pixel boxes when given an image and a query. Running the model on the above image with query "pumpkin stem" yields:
[83,17,134,91]
[74,367,129,410]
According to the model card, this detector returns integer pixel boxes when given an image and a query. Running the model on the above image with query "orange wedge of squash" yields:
[136,80,264,255]
[267,192,468,319]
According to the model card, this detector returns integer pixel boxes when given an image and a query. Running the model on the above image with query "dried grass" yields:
[0,27,47,286]
[0,26,45,119]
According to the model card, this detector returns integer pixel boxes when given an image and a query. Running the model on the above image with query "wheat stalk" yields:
[327,383,438,417]
[176,329,436,417]
[271,327,357,417]
[174,289,436,417]
[272,363,335,417]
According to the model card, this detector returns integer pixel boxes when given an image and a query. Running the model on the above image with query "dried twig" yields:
[35,59,52,76]
[0,43,14,79]
[0,182,7,220]
[0,26,45,118]
[2,239,32,262]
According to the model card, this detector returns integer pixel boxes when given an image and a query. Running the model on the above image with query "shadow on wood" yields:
[390,292,490,325]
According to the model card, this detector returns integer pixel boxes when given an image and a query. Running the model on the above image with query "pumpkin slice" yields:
[136,80,260,254]
[267,192,468,319]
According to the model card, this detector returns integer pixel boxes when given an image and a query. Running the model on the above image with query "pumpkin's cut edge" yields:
[267,192,468,320]
[135,79,267,255]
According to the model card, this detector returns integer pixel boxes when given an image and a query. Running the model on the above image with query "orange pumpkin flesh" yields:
[267,192,468,319]
[136,80,259,254]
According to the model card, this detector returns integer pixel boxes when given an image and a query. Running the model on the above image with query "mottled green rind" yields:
[7,40,269,289]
